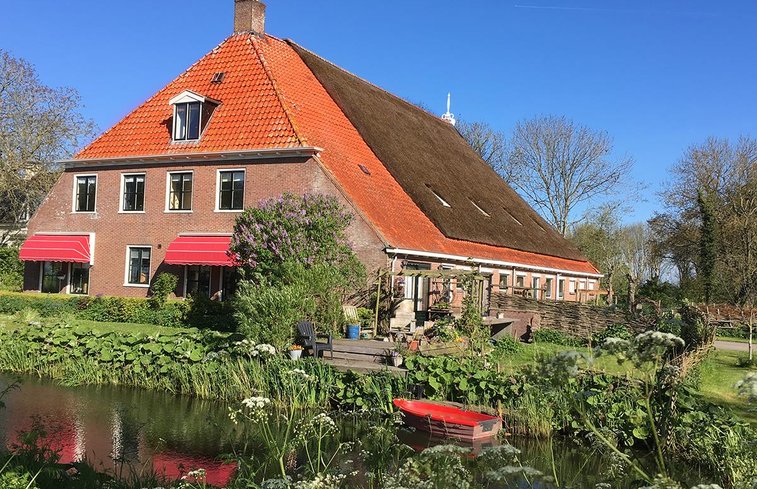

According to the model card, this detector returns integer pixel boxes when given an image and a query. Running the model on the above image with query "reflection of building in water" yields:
[0,377,236,486]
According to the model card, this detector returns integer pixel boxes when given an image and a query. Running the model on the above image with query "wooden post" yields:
[749,309,754,362]
[373,271,382,338]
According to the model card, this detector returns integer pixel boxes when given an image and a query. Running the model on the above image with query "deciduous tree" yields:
[457,120,509,178]
[507,115,633,235]
[0,50,95,244]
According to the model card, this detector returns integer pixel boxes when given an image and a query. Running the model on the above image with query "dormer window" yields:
[175,101,201,140]
[169,90,219,142]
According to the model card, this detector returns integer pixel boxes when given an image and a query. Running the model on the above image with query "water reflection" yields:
[0,374,239,486]
[0,374,690,488]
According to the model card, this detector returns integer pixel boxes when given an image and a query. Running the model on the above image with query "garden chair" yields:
[296,321,333,359]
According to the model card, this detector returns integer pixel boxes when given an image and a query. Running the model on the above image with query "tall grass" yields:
[0,340,340,408]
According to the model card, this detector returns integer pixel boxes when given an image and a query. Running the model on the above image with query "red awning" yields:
[19,234,92,263]
[164,235,234,266]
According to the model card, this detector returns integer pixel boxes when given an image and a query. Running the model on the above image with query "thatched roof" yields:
[291,42,587,262]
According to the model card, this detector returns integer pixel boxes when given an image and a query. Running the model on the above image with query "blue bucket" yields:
[346,324,360,340]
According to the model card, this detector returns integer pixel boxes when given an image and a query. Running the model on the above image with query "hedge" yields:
[0,291,236,330]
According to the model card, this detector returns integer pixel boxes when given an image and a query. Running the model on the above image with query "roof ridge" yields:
[75,35,237,159]
[285,39,454,133]
[250,36,307,146]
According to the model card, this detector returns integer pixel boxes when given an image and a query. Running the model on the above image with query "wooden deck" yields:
[320,338,406,375]
[317,338,467,374]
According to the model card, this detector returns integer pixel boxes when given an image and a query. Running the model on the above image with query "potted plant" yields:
[288,344,303,360]
[387,349,403,367]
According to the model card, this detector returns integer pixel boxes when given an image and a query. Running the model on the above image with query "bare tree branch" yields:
[507,115,633,235]
[0,50,96,244]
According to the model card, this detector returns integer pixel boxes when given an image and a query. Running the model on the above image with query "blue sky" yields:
[2,0,755,223]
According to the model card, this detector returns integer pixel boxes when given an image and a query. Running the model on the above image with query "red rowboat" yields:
[393,399,502,441]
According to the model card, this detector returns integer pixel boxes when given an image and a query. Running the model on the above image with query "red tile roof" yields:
[77,36,301,159]
[73,33,599,276]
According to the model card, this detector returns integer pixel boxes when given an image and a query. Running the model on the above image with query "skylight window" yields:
[504,208,522,225]
[529,214,547,232]
[168,90,219,142]
[469,199,490,218]
[426,185,451,208]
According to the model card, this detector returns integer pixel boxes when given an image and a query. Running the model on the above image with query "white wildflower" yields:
[242,396,271,410]
[290,368,313,380]
[255,343,277,356]
[181,468,206,482]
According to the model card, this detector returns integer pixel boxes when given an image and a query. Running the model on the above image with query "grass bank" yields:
[699,350,757,424]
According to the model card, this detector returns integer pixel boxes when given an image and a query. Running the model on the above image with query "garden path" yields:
[714,340,750,352]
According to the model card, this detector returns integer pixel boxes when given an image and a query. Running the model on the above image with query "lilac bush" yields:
[230,193,357,282]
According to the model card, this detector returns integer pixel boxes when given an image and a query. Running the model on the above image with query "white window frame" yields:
[545,277,553,298]
[215,168,246,212]
[569,279,576,294]
[119,172,147,213]
[165,171,194,213]
[123,245,153,288]
[557,278,565,299]
[588,280,595,291]
[170,91,205,142]
[72,174,98,213]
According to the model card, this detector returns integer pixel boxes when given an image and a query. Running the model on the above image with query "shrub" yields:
[233,264,350,349]
[679,303,716,350]
[0,247,23,291]
[736,354,756,368]
[592,323,632,345]
[233,280,305,350]
[148,272,178,308]
[184,294,236,331]
[532,328,585,347]
[490,334,523,356]
[231,193,363,283]
[0,291,191,328]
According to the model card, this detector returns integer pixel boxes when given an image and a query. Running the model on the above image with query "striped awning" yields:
[164,235,234,266]
[19,234,92,264]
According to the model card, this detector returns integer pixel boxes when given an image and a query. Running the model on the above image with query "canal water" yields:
[0,374,697,488]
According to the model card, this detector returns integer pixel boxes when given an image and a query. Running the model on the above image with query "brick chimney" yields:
[234,0,266,34]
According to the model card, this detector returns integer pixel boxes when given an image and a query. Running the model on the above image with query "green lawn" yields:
[498,342,646,376]
[699,349,757,424]
[716,335,752,344]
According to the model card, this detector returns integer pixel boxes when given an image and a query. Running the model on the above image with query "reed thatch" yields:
[291,41,587,262]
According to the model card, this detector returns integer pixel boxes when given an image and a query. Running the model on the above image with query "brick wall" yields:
[25,156,388,297]
[490,293,647,339]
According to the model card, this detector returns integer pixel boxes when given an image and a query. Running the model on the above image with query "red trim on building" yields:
[164,235,234,267]
[19,234,91,264]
